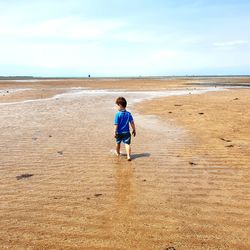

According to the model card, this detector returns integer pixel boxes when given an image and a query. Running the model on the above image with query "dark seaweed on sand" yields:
[16,174,34,180]
[189,161,197,165]
[94,193,102,197]
[220,137,232,142]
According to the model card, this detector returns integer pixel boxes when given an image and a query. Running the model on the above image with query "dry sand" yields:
[0,78,249,249]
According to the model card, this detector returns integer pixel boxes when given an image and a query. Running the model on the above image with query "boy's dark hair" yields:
[116,97,127,108]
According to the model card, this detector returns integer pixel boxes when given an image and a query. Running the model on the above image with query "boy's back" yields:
[114,110,134,134]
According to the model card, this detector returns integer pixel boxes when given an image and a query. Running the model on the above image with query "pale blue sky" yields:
[0,0,249,77]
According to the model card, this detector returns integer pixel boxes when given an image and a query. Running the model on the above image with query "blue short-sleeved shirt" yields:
[114,110,134,134]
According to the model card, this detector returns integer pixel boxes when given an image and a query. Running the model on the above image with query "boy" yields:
[114,97,136,161]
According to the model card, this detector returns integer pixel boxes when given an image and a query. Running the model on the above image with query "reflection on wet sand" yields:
[114,162,135,218]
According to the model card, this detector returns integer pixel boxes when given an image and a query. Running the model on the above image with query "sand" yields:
[135,88,250,168]
[0,78,249,249]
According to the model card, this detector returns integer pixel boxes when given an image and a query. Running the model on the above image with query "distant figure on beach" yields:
[114,97,136,161]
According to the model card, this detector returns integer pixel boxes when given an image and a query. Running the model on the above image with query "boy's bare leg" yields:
[116,143,121,156]
[125,144,131,161]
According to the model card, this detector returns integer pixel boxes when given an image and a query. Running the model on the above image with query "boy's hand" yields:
[114,133,117,138]
[132,130,136,137]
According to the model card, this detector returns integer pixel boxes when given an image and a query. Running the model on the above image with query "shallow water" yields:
[0,86,225,106]
[0,88,31,94]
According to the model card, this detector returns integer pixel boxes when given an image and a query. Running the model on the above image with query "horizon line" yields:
[1,74,250,80]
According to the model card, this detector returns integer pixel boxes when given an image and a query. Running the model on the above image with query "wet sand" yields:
[1,76,250,103]
[0,78,249,249]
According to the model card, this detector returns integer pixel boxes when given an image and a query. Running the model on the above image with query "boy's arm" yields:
[114,112,119,138]
[114,125,118,138]
[130,121,136,137]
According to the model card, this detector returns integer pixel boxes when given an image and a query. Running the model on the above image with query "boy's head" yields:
[116,97,127,110]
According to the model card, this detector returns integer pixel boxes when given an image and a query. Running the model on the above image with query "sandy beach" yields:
[0,77,249,249]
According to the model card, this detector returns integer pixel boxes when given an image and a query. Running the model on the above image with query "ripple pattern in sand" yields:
[0,90,249,250]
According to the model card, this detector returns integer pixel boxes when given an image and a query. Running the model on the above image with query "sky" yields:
[0,0,250,77]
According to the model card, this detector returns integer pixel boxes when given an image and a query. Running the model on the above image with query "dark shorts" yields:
[116,132,131,145]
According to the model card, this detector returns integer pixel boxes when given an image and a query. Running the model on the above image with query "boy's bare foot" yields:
[115,151,120,156]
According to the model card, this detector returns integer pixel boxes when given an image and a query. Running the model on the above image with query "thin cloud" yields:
[213,40,250,47]
[0,17,125,41]
[152,50,178,60]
